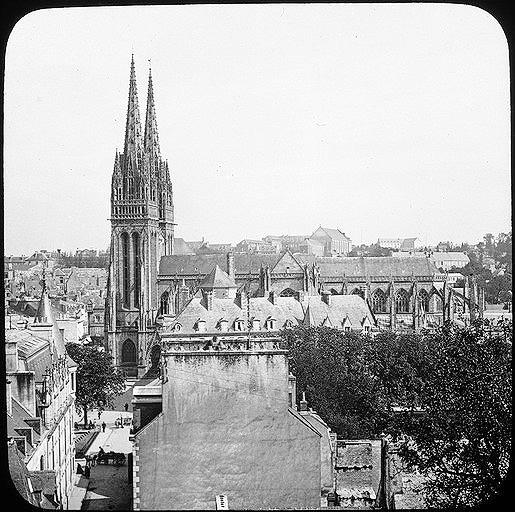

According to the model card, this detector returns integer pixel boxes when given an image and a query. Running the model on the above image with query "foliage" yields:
[283,323,512,508]
[66,341,125,424]
[397,321,512,508]
[282,326,390,437]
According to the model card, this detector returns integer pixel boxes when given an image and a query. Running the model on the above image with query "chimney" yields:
[269,291,277,305]
[204,290,214,311]
[237,290,248,311]
[321,291,331,305]
[16,319,28,329]
[6,341,18,373]
[299,391,308,412]
[227,252,235,281]
[6,379,12,416]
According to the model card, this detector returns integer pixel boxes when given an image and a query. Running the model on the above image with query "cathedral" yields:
[105,57,482,379]
[105,56,174,377]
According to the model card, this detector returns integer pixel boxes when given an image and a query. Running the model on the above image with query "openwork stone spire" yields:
[144,65,160,157]
[124,54,143,157]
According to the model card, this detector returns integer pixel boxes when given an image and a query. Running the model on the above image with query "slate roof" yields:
[301,256,437,278]
[165,295,305,333]
[199,265,237,290]
[335,440,383,507]
[303,295,374,329]
[312,227,351,242]
[431,252,469,262]
[7,441,38,506]
[165,293,374,334]
[7,398,40,451]
[173,238,195,255]
[159,253,282,276]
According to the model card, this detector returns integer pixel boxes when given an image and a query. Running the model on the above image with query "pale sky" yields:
[4,4,511,255]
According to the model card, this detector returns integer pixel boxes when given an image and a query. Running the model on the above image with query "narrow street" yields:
[80,409,133,510]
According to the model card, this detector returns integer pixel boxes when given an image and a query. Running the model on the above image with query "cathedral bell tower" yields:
[106,56,175,377]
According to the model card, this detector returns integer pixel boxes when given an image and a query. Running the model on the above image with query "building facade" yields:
[6,277,77,509]
[105,56,175,377]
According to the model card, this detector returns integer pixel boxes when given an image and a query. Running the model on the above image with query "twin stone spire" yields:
[123,54,160,160]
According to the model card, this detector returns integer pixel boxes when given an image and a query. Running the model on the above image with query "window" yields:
[121,339,137,364]
[395,289,410,313]
[235,320,245,331]
[418,289,430,312]
[266,318,276,330]
[344,326,351,332]
[160,292,169,315]
[174,323,182,332]
[121,232,130,307]
[371,289,387,313]
[196,320,206,332]
[132,233,140,307]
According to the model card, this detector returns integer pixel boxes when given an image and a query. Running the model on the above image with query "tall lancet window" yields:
[133,232,140,308]
[122,232,130,307]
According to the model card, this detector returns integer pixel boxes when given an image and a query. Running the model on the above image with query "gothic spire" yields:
[124,54,143,157]
[34,270,66,358]
[144,64,160,157]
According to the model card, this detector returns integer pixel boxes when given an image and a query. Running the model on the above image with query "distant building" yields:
[235,239,277,254]
[309,227,352,257]
[378,238,418,252]
[262,235,308,254]
[6,278,77,509]
[436,241,453,252]
[430,252,469,271]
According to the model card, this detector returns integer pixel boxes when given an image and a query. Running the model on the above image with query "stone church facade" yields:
[105,56,174,376]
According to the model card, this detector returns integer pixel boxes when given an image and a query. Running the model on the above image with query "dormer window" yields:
[265,318,277,330]
[174,323,182,332]
[196,319,206,332]
[218,319,228,332]
[252,319,260,331]
[344,326,351,333]
[234,319,245,331]
[284,320,293,329]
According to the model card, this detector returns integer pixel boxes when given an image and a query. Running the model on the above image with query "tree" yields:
[66,342,125,425]
[397,322,512,508]
[282,326,390,437]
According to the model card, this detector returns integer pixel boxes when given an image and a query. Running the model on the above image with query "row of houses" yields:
[6,280,77,509]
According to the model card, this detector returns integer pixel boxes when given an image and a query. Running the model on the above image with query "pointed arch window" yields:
[371,289,387,313]
[395,289,410,313]
[121,339,136,364]
[121,232,130,307]
[132,233,140,307]
[160,292,169,315]
[280,288,296,297]
[418,289,430,312]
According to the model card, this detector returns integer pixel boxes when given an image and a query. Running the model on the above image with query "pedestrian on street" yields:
[102,421,106,433]
[98,410,101,420]
[124,402,129,412]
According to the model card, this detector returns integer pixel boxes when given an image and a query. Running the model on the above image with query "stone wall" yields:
[135,350,321,510]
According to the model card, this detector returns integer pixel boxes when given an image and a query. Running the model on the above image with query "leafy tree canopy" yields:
[282,322,512,508]
[66,341,125,425]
